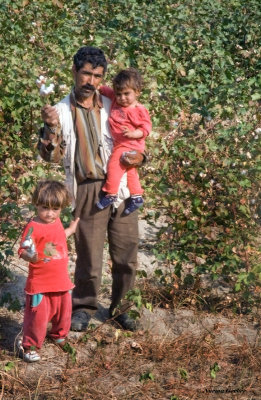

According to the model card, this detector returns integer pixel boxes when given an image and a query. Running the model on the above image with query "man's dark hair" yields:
[73,46,107,73]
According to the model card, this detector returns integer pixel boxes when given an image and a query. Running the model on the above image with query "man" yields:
[39,46,144,331]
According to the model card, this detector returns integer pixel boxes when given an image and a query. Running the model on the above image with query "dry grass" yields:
[0,316,260,400]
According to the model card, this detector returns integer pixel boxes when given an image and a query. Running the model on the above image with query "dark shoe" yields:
[96,195,117,210]
[124,196,144,215]
[110,312,139,331]
[70,309,91,331]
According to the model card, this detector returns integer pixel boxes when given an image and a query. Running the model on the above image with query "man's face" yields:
[73,62,104,99]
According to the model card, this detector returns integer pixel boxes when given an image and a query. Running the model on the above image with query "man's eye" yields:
[83,72,102,79]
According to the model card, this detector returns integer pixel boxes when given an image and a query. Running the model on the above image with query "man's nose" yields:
[89,74,95,84]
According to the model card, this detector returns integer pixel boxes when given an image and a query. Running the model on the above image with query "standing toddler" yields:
[17,180,79,362]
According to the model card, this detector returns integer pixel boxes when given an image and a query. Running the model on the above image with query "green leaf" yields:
[186,220,197,230]
[210,362,220,379]
[178,368,188,381]
[251,93,261,101]
[4,361,15,372]
[139,371,155,382]
[193,197,201,207]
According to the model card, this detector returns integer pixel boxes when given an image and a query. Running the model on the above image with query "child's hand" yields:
[30,253,39,263]
[70,218,80,233]
[122,127,143,139]
[65,218,80,238]
[122,126,131,137]
[20,250,39,264]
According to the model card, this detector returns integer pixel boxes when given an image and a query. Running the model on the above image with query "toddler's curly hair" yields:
[113,67,143,93]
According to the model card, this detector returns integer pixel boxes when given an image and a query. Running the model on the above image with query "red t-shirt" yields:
[100,85,151,152]
[18,218,74,295]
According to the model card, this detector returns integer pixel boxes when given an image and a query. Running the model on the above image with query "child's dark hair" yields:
[113,68,143,92]
[32,180,70,209]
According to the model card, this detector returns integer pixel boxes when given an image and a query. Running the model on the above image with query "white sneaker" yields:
[16,338,41,362]
[23,350,41,362]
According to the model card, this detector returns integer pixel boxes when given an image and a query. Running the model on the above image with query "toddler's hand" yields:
[122,127,143,139]
[30,252,39,263]
[65,218,80,238]
[122,126,131,135]
[20,250,38,263]
[122,126,137,138]
[70,218,80,233]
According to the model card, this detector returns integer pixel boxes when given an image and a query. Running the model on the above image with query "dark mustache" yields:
[82,84,95,91]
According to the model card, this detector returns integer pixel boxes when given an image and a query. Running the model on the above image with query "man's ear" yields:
[72,65,76,78]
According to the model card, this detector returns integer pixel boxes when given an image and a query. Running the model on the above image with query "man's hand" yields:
[120,150,144,167]
[41,104,59,127]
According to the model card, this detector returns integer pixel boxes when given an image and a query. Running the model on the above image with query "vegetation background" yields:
[0,0,260,399]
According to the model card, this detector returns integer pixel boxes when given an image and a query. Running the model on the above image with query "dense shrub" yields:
[0,0,260,292]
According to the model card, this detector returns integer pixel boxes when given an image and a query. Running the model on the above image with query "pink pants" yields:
[102,145,143,195]
[22,291,72,350]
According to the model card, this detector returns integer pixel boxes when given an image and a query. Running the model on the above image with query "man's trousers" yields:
[72,179,139,313]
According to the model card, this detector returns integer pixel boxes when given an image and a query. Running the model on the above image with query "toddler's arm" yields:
[99,85,115,100]
[65,218,80,238]
[123,105,152,139]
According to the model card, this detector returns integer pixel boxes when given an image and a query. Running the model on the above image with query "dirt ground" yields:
[0,218,260,400]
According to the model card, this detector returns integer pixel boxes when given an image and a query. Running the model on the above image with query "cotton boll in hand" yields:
[36,76,55,97]
[40,83,55,96]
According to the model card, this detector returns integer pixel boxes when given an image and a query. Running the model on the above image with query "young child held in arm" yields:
[96,67,152,215]
[17,180,79,363]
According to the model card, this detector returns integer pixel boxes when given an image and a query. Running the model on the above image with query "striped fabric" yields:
[70,91,106,182]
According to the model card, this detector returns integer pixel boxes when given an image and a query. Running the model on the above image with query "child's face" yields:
[36,205,61,224]
[115,87,139,108]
